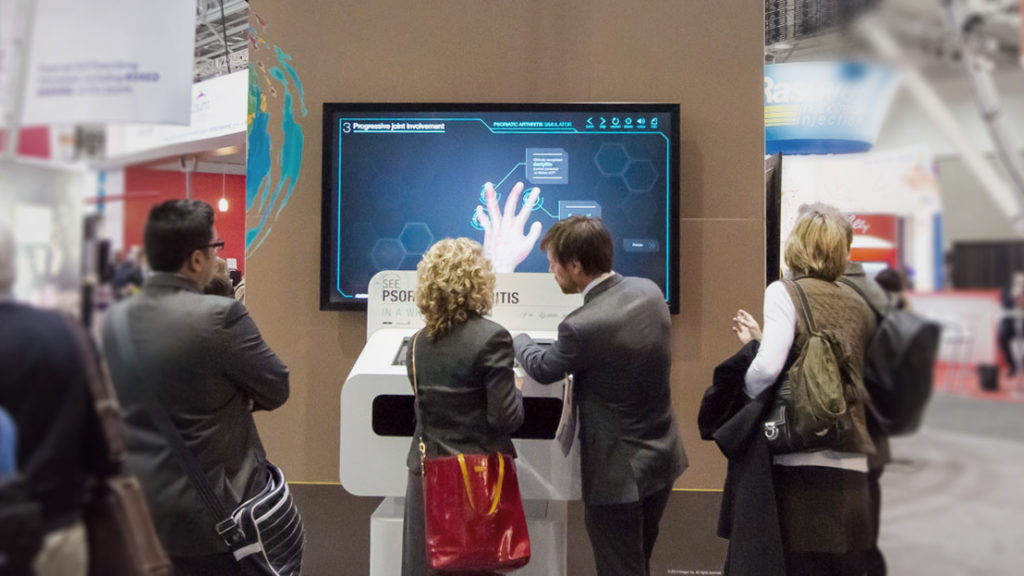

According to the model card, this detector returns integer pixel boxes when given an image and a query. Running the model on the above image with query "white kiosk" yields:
[340,271,583,575]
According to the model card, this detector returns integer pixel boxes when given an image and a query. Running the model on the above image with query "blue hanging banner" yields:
[765,61,900,155]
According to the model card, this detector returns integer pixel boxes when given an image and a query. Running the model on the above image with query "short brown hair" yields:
[784,203,849,281]
[415,238,494,340]
[539,216,612,276]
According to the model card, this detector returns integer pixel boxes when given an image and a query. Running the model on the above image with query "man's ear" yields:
[187,249,203,274]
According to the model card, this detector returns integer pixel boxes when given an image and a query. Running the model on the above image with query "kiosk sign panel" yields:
[366,270,582,338]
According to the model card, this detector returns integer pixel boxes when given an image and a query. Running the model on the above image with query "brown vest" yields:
[784,277,877,455]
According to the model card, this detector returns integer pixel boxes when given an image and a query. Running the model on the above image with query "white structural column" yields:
[1,0,35,158]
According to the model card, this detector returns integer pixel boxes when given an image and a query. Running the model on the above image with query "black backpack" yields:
[840,278,942,436]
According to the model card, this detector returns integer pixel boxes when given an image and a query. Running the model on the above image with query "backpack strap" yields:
[784,278,819,335]
[837,276,888,320]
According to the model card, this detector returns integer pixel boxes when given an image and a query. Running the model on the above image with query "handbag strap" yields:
[457,454,503,516]
[107,304,245,546]
[411,332,427,473]
[61,314,125,473]
[413,331,505,515]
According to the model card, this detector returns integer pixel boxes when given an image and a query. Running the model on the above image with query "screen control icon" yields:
[622,238,660,253]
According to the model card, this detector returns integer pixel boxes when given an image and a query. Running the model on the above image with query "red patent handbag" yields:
[411,333,531,573]
[422,452,531,573]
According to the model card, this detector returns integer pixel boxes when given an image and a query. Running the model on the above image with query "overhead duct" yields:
[765,0,882,45]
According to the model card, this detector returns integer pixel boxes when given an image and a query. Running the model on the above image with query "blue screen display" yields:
[320,103,680,312]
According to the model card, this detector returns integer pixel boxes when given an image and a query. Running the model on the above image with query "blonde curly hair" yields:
[416,238,495,340]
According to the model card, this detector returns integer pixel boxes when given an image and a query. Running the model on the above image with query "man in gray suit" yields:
[513,216,687,576]
[102,200,289,576]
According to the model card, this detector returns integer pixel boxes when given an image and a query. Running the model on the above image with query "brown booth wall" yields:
[246,1,765,573]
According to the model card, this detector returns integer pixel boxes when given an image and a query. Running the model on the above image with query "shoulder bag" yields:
[411,331,531,573]
[762,279,853,454]
[108,306,304,576]
[63,314,172,576]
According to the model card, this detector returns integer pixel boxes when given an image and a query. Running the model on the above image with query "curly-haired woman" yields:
[402,238,524,576]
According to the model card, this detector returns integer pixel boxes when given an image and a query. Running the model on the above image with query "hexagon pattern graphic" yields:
[371,238,407,271]
[594,143,630,176]
[399,223,434,256]
[623,160,657,194]
[592,144,660,225]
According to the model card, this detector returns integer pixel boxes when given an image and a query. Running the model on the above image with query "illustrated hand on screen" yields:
[476,181,542,273]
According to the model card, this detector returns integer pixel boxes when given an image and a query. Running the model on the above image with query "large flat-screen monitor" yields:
[320,103,680,312]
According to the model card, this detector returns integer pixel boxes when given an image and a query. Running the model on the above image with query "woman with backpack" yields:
[730,203,877,575]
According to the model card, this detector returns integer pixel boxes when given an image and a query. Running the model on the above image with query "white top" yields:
[744,280,868,473]
[744,281,796,399]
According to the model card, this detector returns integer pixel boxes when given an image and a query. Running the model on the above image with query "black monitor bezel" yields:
[320,102,681,313]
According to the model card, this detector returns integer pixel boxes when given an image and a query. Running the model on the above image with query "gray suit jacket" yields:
[514,274,687,505]
[101,273,289,556]
[405,316,524,472]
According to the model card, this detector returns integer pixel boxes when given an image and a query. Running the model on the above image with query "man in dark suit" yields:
[101,200,290,576]
[999,270,1024,377]
[840,259,892,576]
[0,222,107,576]
[513,216,687,576]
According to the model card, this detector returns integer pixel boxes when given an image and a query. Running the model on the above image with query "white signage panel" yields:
[112,70,248,155]
[22,0,195,125]
[366,271,583,338]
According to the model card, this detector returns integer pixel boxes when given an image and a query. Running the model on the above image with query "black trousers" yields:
[866,466,887,576]
[999,318,1020,373]
[583,486,673,576]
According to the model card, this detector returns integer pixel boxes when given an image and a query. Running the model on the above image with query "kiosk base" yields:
[370,497,567,575]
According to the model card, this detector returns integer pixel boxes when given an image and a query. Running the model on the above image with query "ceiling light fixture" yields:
[219,167,229,212]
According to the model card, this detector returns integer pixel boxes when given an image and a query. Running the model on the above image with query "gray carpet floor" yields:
[880,393,1024,575]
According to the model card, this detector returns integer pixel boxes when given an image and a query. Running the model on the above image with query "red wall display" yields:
[123,167,247,274]
[0,126,51,157]
[846,212,901,270]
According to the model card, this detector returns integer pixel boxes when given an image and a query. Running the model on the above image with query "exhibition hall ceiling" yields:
[766,0,1021,71]
[193,0,249,82]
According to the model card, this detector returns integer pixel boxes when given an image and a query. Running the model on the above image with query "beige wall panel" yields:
[247,0,765,484]
[672,217,765,489]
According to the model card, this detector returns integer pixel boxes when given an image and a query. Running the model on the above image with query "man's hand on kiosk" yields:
[476,181,542,273]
